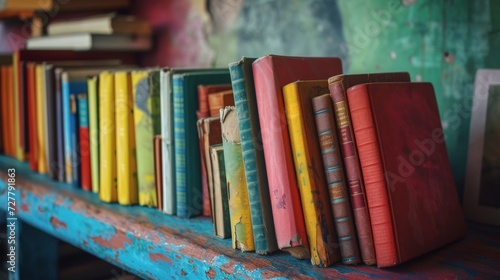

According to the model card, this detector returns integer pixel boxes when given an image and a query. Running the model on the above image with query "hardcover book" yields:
[201,116,223,219]
[221,106,254,251]
[347,82,466,267]
[283,80,340,266]
[208,90,234,117]
[328,72,410,265]
[116,71,138,205]
[87,76,100,193]
[228,57,278,255]
[43,64,58,179]
[26,63,38,171]
[312,93,360,264]
[252,55,342,258]
[210,144,231,239]
[35,64,48,174]
[172,70,230,218]
[77,93,92,192]
[154,135,164,211]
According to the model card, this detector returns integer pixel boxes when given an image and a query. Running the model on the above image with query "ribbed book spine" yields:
[77,93,92,192]
[283,81,340,267]
[330,80,376,265]
[87,76,99,193]
[229,58,278,254]
[312,94,360,264]
[173,74,187,217]
[116,72,138,205]
[99,72,117,203]
[132,70,157,207]
[347,84,397,266]
[221,106,255,251]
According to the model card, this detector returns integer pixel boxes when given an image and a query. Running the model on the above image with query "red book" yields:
[328,72,410,265]
[26,63,39,171]
[197,84,232,119]
[252,55,342,258]
[77,93,92,192]
[347,82,466,267]
[208,90,234,117]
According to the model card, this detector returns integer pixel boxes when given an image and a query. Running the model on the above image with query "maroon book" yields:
[347,82,466,267]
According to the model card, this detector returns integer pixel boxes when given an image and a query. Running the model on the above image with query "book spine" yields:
[87,76,99,193]
[99,72,117,203]
[252,58,309,259]
[283,83,340,266]
[197,119,211,217]
[348,85,397,267]
[116,72,138,205]
[26,64,38,172]
[70,91,80,189]
[36,65,47,174]
[154,135,163,211]
[229,61,278,254]
[330,80,376,265]
[222,106,255,251]
[77,93,92,192]
[210,145,231,239]
[160,70,175,215]
[44,66,56,179]
[132,71,157,207]
[55,70,65,182]
[173,75,187,217]
[312,94,361,264]
[12,53,24,161]
[3,66,13,157]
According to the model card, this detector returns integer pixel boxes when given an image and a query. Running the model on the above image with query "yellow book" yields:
[283,81,340,267]
[131,70,157,207]
[35,64,47,174]
[87,76,100,193]
[115,71,138,205]
[99,71,117,203]
[221,106,255,251]
[12,52,24,161]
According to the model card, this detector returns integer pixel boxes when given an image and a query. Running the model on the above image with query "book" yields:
[47,13,151,36]
[252,55,342,258]
[43,64,58,179]
[132,69,160,207]
[312,93,360,264]
[54,68,65,181]
[210,144,231,239]
[0,0,52,10]
[221,106,255,251]
[197,84,232,119]
[99,71,117,203]
[208,90,234,117]
[154,135,163,211]
[2,66,14,157]
[196,118,211,217]
[173,70,231,218]
[464,70,500,226]
[35,64,48,174]
[77,93,92,192]
[228,57,278,255]
[87,76,100,193]
[347,82,466,267]
[26,33,152,51]
[283,80,341,266]
[201,117,223,219]
[26,63,38,171]
[328,72,411,265]
[115,71,138,205]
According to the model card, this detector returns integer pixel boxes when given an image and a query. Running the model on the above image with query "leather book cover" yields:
[208,90,234,117]
[328,72,410,265]
[229,57,278,255]
[347,82,466,267]
[252,55,342,258]
[154,135,164,211]
[283,80,341,266]
[312,93,361,264]
[173,70,231,218]
[202,116,223,219]
[221,106,255,251]
[77,93,92,192]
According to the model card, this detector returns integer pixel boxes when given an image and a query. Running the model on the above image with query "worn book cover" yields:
[347,82,466,267]
[77,93,92,192]
[208,90,234,117]
[210,144,231,239]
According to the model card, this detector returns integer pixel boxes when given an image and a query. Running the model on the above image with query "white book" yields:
[26,33,151,51]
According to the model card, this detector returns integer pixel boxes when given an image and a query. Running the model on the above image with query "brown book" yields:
[328,72,410,265]
[208,90,234,117]
[312,94,360,264]
[196,118,210,217]
[197,84,232,119]
[202,116,223,220]
[154,135,163,211]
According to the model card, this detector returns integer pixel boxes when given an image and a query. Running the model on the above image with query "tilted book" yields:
[328,72,410,265]
[347,82,466,267]
[252,55,342,258]
[173,70,231,218]
[312,93,360,264]
[283,81,340,266]
[229,57,278,255]
[221,106,255,251]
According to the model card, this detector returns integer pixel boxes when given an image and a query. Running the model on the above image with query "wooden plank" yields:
[0,155,499,279]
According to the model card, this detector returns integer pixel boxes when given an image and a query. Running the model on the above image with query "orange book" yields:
[26,63,39,171]
[197,84,232,119]
[208,90,234,117]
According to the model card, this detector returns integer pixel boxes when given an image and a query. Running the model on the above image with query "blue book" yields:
[228,57,278,254]
[173,70,230,218]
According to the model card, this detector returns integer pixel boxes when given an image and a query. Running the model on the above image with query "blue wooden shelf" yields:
[0,155,499,279]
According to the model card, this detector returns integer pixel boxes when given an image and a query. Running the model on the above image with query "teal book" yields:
[173,70,231,218]
[228,57,278,254]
